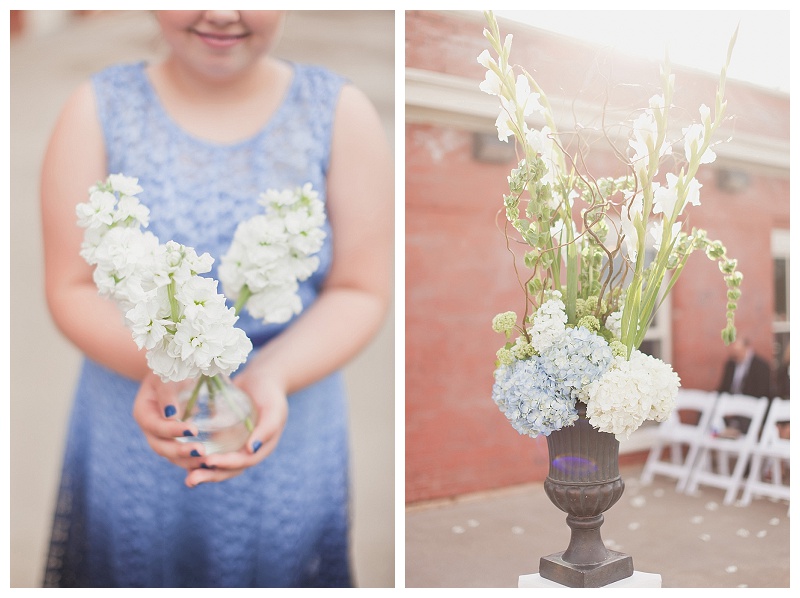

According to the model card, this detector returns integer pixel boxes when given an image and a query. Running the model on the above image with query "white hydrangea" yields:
[219,183,326,324]
[584,349,680,440]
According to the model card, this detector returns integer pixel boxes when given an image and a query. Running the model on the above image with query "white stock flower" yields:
[107,173,143,197]
[245,284,303,324]
[76,190,116,230]
[151,241,214,288]
[146,337,194,383]
[125,291,172,350]
[91,228,159,307]
[220,183,326,324]
[114,195,150,227]
[78,173,253,383]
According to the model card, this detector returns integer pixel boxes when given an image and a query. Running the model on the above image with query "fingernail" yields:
[183,430,194,437]
[200,463,215,470]
[190,449,201,457]
[252,440,262,453]
[164,405,177,417]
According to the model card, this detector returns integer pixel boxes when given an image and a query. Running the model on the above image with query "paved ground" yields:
[406,463,790,588]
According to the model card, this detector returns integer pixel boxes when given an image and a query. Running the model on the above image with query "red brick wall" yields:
[405,11,789,504]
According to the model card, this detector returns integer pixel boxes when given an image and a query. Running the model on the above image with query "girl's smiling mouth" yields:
[192,30,250,48]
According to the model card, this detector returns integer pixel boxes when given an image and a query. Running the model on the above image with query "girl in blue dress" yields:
[40,10,392,587]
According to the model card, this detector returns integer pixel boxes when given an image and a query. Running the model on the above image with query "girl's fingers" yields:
[184,466,244,488]
[145,434,207,465]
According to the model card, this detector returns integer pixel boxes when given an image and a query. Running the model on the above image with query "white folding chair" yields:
[640,389,718,492]
[739,398,790,507]
[685,393,769,505]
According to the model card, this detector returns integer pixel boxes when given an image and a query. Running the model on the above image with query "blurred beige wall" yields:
[9,10,395,588]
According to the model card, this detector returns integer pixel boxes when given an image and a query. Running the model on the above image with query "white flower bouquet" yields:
[480,12,742,440]
[77,174,325,451]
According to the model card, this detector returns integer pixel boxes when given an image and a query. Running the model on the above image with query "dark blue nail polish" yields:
[200,463,215,470]
[190,449,201,457]
[252,440,262,453]
[164,405,177,417]
[183,430,193,437]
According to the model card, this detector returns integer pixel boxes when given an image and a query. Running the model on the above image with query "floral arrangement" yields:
[77,174,325,428]
[480,11,741,440]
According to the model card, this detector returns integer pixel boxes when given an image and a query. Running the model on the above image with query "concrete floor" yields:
[9,10,395,588]
[406,463,790,588]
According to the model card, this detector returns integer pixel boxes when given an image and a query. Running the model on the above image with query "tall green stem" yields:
[233,285,252,315]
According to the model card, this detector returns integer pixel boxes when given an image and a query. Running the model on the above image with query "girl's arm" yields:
[41,81,150,381]
[182,84,393,485]
[240,83,394,394]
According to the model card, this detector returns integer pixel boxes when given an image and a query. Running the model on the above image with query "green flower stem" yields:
[167,279,180,323]
[181,374,255,434]
[181,377,204,421]
[233,285,252,316]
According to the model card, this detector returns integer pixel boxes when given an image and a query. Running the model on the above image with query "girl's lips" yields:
[193,30,249,49]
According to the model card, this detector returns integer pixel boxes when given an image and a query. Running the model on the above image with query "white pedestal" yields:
[519,571,662,588]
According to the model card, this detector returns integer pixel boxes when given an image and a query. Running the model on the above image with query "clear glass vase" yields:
[176,374,256,454]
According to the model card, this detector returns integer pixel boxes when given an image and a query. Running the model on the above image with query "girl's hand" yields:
[131,373,210,470]
[182,374,289,488]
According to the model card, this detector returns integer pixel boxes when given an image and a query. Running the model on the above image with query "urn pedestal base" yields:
[539,407,634,587]
[520,570,661,588]
[539,549,633,588]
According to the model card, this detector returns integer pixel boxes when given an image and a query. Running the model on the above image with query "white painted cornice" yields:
[406,68,789,174]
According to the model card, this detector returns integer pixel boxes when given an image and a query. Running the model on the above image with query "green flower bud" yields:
[492,311,517,335]
[609,340,628,358]
[574,298,587,319]
[725,271,743,287]
[527,277,543,296]
[578,314,600,333]
[721,326,737,345]
[511,338,536,360]
[705,240,725,260]
[496,347,514,366]
[727,289,741,301]
[719,258,738,274]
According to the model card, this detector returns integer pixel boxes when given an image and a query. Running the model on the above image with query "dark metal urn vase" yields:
[539,404,634,587]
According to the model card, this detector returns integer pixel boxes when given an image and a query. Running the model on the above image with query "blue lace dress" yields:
[43,62,352,588]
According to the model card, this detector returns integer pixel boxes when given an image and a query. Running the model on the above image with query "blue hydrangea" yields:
[539,325,614,399]
[492,356,578,437]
